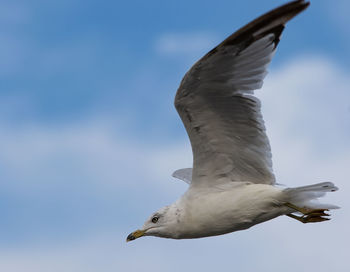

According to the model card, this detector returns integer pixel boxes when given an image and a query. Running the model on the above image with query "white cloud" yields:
[1,55,349,271]
[1,55,348,200]
[0,116,189,201]
[0,217,348,272]
[258,56,350,189]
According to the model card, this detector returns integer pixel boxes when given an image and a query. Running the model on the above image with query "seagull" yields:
[127,0,338,242]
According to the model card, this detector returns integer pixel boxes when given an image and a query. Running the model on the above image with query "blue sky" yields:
[1,0,349,271]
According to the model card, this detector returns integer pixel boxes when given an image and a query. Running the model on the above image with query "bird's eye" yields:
[151,216,159,223]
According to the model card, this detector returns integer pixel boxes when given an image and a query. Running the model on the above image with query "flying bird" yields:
[127,0,338,242]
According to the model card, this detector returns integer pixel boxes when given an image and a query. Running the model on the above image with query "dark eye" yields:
[151,216,159,223]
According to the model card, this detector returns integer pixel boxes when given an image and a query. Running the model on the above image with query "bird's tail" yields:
[283,182,339,210]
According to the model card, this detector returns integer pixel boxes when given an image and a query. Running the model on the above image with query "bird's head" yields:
[126,205,180,242]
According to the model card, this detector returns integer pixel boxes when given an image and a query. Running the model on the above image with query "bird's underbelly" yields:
[178,185,285,239]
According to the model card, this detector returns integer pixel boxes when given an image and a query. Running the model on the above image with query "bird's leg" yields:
[286,213,307,223]
[285,202,329,215]
[285,202,330,224]
[286,213,330,223]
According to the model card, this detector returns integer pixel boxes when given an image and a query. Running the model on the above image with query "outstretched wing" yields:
[175,0,309,187]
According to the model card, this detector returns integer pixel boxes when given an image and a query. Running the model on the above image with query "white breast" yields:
[177,183,285,238]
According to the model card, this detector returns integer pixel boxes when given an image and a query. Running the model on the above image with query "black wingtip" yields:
[229,0,311,44]
[204,0,310,60]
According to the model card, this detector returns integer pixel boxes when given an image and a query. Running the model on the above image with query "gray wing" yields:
[175,0,309,187]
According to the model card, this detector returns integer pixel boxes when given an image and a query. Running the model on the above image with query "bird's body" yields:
[127,0,339,242]
[164,183,286,239]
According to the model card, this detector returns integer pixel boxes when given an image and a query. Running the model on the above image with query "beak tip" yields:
[126,229,145,242]
[126,233,136,242]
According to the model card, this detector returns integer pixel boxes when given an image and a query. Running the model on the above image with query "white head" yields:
[126,205,181,242]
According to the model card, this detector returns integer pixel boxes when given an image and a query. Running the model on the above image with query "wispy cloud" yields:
[154,32,217,57]
[0,118,188,196]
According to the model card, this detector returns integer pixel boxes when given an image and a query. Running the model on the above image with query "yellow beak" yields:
[126,229,145,242]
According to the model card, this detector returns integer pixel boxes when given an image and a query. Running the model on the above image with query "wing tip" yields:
[204,0,310,59]
[228,0,310,43]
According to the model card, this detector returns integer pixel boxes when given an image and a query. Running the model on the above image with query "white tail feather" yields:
[284,182,339,209]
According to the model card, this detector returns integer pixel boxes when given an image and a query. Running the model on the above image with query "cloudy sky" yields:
[1,0,349,271]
